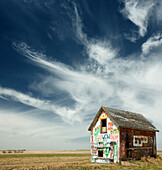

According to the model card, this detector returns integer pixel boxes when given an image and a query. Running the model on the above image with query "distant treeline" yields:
[64,149,90,151]
[2,149,26,153]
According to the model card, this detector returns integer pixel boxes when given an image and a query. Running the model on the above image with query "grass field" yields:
[0,151,162,169]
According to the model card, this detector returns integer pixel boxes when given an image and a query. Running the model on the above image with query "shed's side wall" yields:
[91,111,119,163]
[120,128,156,160]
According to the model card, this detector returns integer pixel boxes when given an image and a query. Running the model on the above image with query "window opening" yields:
[98,150,103,157]
[101,119,107,133]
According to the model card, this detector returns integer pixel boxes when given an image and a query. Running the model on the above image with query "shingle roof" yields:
[88,106,159,132]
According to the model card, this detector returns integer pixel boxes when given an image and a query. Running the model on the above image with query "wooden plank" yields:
[127,147,153,150]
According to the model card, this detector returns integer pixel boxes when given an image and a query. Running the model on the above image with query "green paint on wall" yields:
[114,143,117,161]
[104,148,109,158]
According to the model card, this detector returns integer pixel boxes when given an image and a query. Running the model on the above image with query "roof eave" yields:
[102,106,119,129]
[118,126,159,132]
[88,106,103,131]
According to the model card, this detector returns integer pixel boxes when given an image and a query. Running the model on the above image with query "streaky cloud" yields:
[8,1,162,150]
[0,86,81,123]
[121,0,156,39]
[142,33,162,55]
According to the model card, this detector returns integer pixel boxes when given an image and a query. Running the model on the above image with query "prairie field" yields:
[0,151,161,170]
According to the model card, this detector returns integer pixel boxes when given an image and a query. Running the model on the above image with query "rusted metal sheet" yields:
[120,128,156,160]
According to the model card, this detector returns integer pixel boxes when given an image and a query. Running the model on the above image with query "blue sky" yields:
[0,0,162,150]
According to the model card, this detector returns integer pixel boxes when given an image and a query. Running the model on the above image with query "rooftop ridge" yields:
[88,106,159,132]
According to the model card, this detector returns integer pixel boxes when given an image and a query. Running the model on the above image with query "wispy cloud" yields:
[155,1,162,22]
[1,1,161,150]
[0,86,81,122]
[12,41,116,122]
[11,3,162,128]
[0,108,89,150]
[142,33,162,55]
[0,86,49,108]
[73,4,118,65]
[121,0,155,39]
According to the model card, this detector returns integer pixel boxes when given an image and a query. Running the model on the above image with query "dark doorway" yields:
[98,150,103,157]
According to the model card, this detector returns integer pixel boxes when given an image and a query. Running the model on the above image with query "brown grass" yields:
[0,151,161,170]
[0,150,90,154]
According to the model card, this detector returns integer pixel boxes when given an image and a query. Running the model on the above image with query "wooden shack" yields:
[88,106,159,163]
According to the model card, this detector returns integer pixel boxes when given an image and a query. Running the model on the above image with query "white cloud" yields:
[142,34,162,55]
[12,41,115,122]
[87,40,117,65]
[0,86,81,123]
[73,4,118,65]
[155,1,162,22]
[0,86,49,108]
[121,0,155,38]
[2,2,161,150]
[12,39,162,129]
[12,39,162,148]
[0,109,89,150]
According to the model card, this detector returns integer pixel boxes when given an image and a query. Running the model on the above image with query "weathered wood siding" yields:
[120,128,156,160]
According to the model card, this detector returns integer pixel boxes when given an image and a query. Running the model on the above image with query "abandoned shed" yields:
[88,106,159,163]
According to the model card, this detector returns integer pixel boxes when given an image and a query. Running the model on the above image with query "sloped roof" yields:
[88,106,159,132]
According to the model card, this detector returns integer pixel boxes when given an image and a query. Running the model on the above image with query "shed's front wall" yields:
[90,111,119,163]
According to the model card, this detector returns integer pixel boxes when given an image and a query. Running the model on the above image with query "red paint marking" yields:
[108,122,114,130]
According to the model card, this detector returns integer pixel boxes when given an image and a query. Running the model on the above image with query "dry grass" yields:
[0,151,161,170]
[0,150,90,154]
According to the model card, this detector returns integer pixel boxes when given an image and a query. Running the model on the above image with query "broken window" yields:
[98,150,103,157]
[101,119,107,133]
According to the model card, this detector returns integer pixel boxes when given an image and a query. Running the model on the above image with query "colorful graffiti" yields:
[94,159,110,163]
[133,135,148,146]
[93,143,98,148]
[99,112,108,120]
[91,149,97,157]
[108,122,113,130]
[110,135,118,141]
[114,143,118,163]
[91,129,93,143]
[104,148,109,157]
[91,114,119,163]
[99,142,104,147]
[103,142,110,147]
[102,134,110,139]
[94,126,100,140]
[110,129,119,141]
[97,134,102,139]
[114,143,116,161]
[91,145,94,149]
[148,136,153,143]
[110,129,118,134]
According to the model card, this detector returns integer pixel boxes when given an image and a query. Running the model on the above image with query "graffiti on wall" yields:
[114,143,119,163]
[92,158,110,163]
[94,126,100,141]
[133,136,148,146]
[99,112,108,120]
[108,122,113,130]
[91,149,97,156]
[102,134,110,139]
[95,134,111,143]
[91,114,119,163]
[104,148,109,157]
[110,129,119,141]
[91,129,93,143]
[148,136,153,143]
